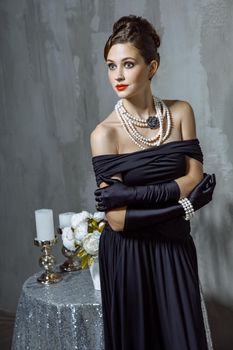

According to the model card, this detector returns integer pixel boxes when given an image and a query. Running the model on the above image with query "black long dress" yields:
[92,139,213,350]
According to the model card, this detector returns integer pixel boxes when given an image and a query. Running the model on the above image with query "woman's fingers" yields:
[203,174,216,193]
[95,203,105,211]
[202,174,211,183]
[211,173,216,185]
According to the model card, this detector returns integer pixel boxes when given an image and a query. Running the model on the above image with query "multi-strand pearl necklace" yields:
[115,96,172,150]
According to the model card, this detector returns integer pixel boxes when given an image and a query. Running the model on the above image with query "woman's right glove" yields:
[123,173,216,232]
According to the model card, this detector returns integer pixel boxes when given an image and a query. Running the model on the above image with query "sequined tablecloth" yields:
[11,268,104,350]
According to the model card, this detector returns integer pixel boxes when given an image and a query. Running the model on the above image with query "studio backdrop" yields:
[0,1,233,349]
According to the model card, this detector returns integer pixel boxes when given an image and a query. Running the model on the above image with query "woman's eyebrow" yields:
[106,57,137,62]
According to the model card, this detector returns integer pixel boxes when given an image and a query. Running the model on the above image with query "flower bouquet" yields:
[61,211,106,290]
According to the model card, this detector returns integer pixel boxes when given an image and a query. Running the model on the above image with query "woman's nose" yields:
[115,67,125,81]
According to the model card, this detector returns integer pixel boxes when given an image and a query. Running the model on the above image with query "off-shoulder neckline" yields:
[92,138,199,160]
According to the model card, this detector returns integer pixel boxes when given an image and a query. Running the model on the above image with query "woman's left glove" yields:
[94,178,180,211]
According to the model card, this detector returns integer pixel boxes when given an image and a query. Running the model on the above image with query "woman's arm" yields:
[99,173,215,232]
[173,100,203,197]
[90,124,127,231]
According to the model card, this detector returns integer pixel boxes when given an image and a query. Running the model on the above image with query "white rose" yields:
[74,221,88,245]
[71,211,92,229]
[61,227,76,251]
[92,230,101,239]
[93,211,106,222]
[82,231,101,256]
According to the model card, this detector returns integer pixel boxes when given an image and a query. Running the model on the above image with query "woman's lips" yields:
[116,84,129,91]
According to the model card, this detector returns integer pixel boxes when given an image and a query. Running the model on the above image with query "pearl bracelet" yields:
[178,197,195,221]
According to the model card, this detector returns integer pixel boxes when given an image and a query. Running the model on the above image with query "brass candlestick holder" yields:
[57,228,81,272]
[60,246,82,272]
[34,236,62,284]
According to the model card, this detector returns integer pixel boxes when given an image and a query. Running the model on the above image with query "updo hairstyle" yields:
[104,15,161,72]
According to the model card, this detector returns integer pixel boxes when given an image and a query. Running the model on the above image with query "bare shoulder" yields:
[163,99,196,140]
[90,111,118,156]
[163,99,194,120]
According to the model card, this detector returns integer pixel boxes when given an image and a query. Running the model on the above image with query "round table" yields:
[11,268,104,350]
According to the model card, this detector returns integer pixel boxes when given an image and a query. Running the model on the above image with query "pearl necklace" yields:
[115,96,172,150]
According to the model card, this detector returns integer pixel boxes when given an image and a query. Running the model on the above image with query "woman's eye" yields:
[125,61,134,68]
[107,63,116,70]
[107,62,135,70]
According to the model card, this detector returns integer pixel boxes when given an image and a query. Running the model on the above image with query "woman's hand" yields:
[188,173,216,210]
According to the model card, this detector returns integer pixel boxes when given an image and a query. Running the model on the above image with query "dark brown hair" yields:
[104,15,160,69]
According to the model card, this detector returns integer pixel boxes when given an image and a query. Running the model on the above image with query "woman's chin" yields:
[115,89,134,99]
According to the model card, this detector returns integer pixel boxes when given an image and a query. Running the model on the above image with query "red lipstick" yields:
[116,84,129,91]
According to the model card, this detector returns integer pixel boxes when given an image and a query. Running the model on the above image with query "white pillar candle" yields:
[59,212,76,228]
[35,209,55,241]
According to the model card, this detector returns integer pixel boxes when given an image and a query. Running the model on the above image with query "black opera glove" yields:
[94,178,180,212]
[188,173,216,210]
[124,173,216,231]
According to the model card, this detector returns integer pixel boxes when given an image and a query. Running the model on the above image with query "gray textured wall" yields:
[0,0,232,348]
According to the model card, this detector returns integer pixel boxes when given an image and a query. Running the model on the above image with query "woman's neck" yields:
[122,91,156,120]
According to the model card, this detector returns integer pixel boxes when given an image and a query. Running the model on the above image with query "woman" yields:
[90,15,215,350]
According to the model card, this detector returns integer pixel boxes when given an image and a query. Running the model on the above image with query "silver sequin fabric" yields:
[11,269,104,350]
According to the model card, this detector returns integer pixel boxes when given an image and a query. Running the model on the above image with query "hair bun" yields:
[112,15,136,33]
[112,15,160,50]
